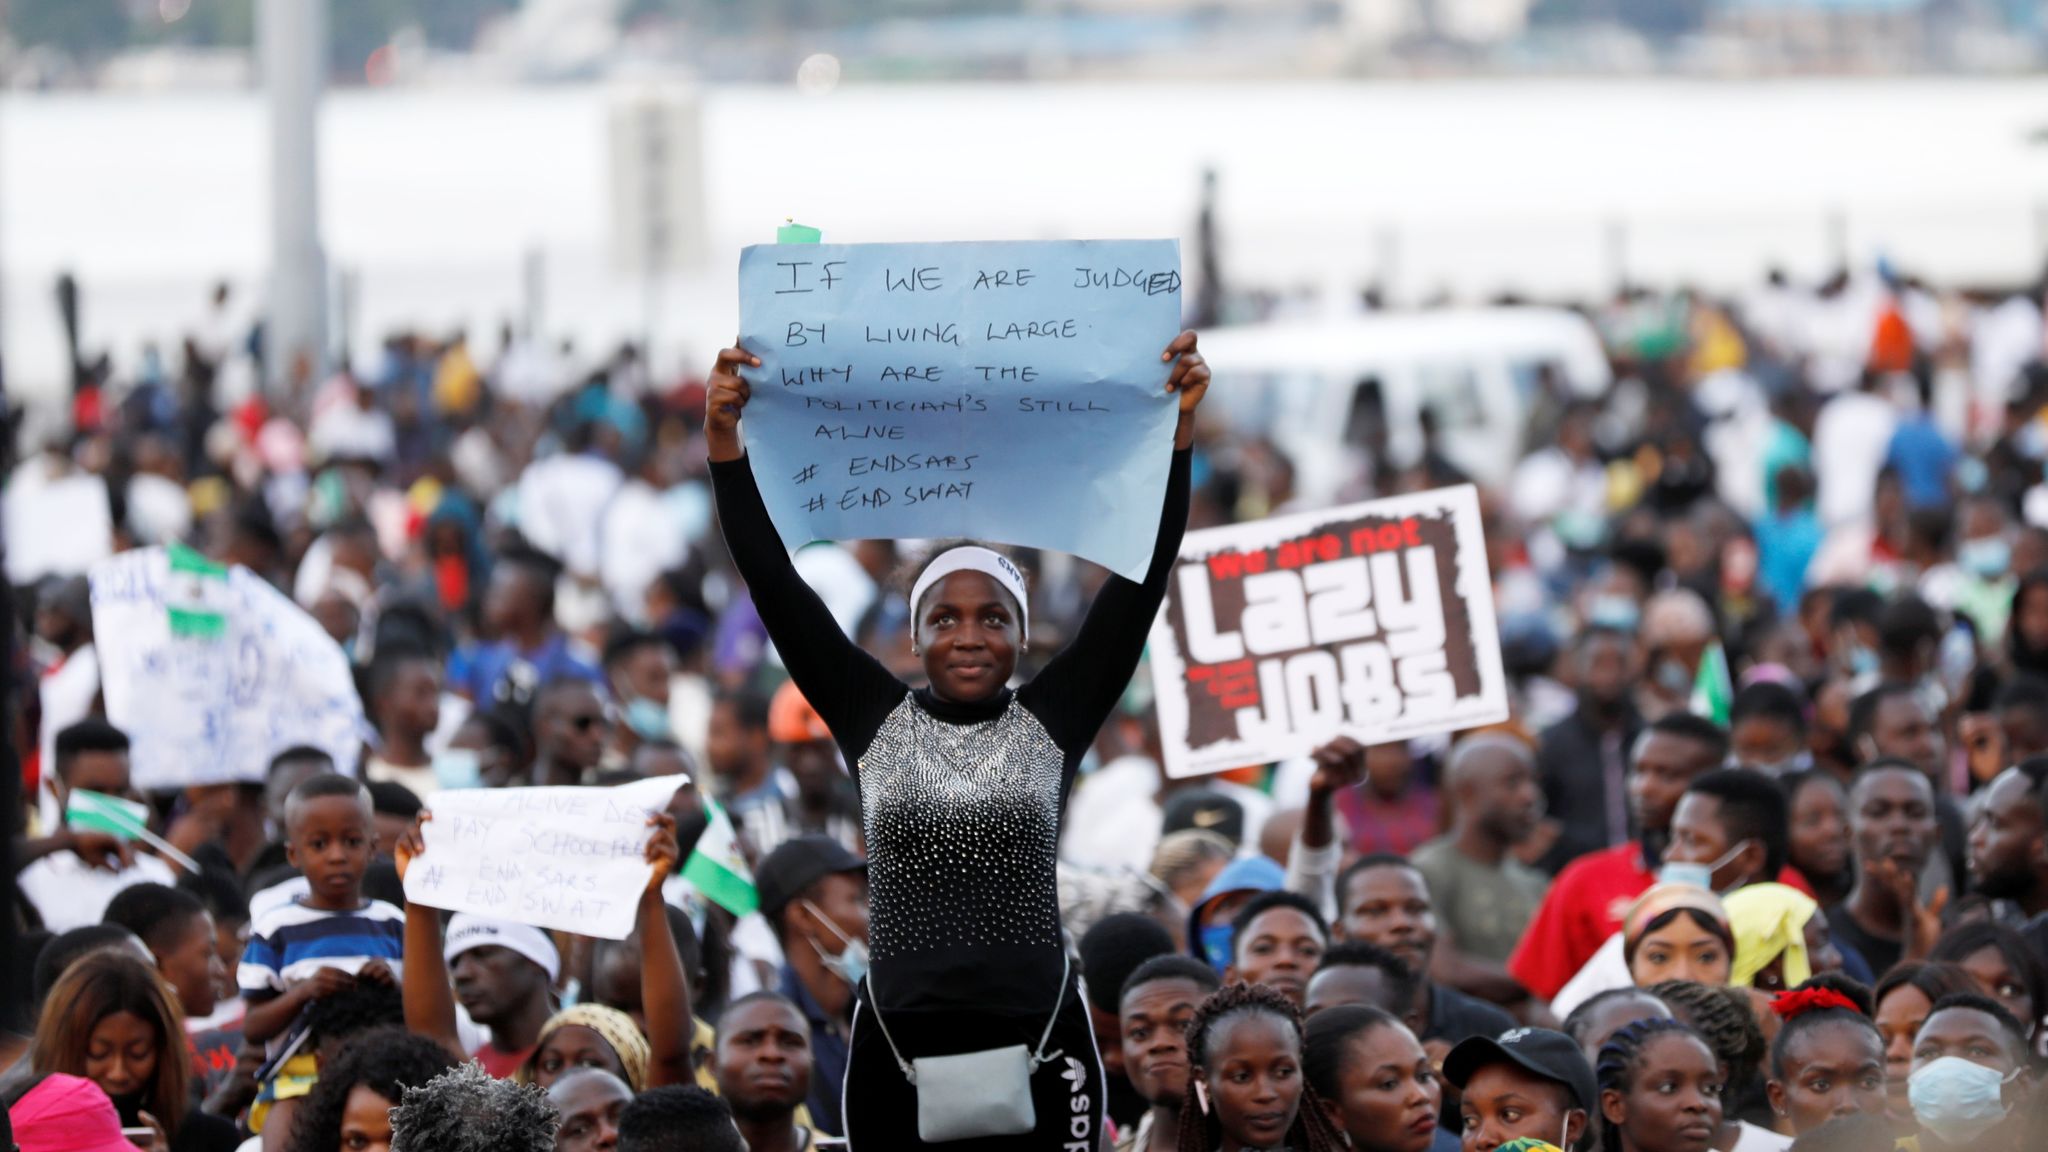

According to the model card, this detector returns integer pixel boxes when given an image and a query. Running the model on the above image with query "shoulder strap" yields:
[861,944,1074,1082]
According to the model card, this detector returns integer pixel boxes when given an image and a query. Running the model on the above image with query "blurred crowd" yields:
[12,260,2048,1152]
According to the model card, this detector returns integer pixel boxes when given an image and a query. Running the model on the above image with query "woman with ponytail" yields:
[1177,982,1345,1152]
[1763,977,1885,1136]
[1595,1019,1725,1152]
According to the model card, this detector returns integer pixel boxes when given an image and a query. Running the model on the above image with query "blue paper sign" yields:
[737,239,1183,580]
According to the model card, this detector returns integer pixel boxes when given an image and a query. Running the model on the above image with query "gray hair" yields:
[391,1062,559,1152]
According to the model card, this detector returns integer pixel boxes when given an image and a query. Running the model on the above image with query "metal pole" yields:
[261,0,329,398]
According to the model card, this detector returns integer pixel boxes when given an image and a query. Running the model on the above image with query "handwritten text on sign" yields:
[737,240,1182,580]
[91,547,364,791]
[402,775,688,940]
[1146,487,1509,779]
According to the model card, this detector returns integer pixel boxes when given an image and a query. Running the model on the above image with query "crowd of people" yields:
[11,263,2048,1151]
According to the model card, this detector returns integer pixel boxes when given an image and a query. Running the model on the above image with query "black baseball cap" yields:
[1161,789,1245,848]
[1443,1028,1597,1116]
[755,836,866,918]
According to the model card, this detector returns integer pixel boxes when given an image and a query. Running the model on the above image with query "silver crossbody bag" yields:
[863,947,1071,1143]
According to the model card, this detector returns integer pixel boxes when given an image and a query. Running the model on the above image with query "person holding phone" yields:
[23,951,238,1152]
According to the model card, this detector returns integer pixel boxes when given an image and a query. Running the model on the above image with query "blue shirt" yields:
[451,633,601,704]
[1886,413,1958,509]
[237,898,405,999]
[781,964,851,1137]
[1756,508,1825,612]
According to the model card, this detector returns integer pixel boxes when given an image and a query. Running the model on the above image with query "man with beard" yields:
[712,993,816,1152]
[1411,735,1548,977]
[1116,955,1220,1152]
[1849,680,1969,896]
[1970,761,2048,964]
[1534,628,1644,874]
[1336,856,1515,1066]
[1824,760,1942,975]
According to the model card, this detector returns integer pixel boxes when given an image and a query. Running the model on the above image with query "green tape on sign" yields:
[168,606,227,639]
[776,221,821,244]
[168,543,227,579]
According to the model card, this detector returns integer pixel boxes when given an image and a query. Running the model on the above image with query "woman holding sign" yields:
[705,331,1207,1150]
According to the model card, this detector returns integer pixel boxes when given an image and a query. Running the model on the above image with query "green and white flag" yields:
[65,788,200,872]
[1691,641,1733,728]
[680,796,759,917]
[66,789,151,840]
[164,543,229,639]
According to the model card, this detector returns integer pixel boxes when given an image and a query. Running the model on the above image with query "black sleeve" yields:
[711,454,906,765]
[1020,447,1192,764]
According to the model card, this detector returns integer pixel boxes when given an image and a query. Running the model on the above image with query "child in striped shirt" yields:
[238,773,404,1046]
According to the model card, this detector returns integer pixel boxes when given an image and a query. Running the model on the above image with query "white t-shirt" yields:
[1812,391,1898,527]
[1062,756,1163,873]
[18,849,177,933]
[1731,1121,1793,1152]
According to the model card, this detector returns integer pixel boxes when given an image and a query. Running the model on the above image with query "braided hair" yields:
[1595,1018,1716,1152]
[1176,981,1346,1152]
[1647,980,1764,1113]
[1767,974,1879,1081]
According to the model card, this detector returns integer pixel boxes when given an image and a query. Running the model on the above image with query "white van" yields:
[1194,308,1612,501]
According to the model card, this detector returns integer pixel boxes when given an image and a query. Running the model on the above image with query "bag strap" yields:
[862,945,1074,1082]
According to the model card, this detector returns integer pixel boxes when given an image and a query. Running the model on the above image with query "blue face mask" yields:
[1587,594,1640,633]
[623,696,673,741]
[1656,841,1751,894]
[1959,536,2012,580]
[1747,749,1813,777]
[1909,1057,2017,1144]
[434,749,484,790]
[1199,923,1236,973]
[1848,645,1879,678]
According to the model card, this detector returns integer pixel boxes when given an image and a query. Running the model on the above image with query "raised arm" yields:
[706,346,905,757]
[394,813,464,1058]
[636,813,693,1087]
[1022,331,1207,758]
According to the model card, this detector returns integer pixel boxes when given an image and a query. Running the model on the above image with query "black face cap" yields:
[1442,1027,1597,1116]
[754,835,866,918]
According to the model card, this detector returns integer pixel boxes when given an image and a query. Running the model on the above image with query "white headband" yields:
[909,546,1030,641]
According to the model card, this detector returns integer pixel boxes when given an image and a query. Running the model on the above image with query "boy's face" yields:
[286,794,373,908]
[62,749,137,806]
[1459,1064,1580,1152]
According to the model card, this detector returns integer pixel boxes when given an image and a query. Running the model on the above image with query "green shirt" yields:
[1409,836,1550,966]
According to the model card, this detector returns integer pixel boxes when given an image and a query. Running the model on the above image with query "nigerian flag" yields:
[1691,641,1733,728]
[681,796,759,916]
[66,789,151,840]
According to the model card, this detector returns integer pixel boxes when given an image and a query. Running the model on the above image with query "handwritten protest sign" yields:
[91,546,364,790]
[403,775,688,939]
[737,239,1183,580]
[1147,486,1509,779]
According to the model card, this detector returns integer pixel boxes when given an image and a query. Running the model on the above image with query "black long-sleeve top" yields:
[712,447,1192,1016]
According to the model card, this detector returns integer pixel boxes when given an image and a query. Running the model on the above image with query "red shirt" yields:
[1507,844,1816,1001]
[477,1042,535,1080]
